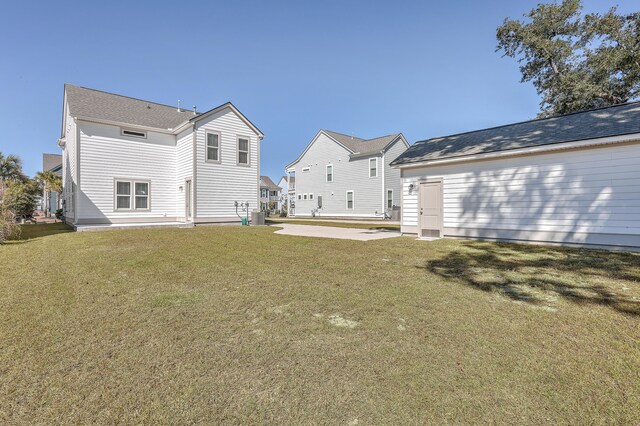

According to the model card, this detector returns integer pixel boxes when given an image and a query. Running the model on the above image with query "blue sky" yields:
[0,0,633,179]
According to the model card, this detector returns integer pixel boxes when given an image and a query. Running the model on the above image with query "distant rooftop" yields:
[260,176,281,190]
[323,130,402,156]
[43,153,62,172]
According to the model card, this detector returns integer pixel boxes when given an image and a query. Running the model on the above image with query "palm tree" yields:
[35,170,62,216]
[0,152,26,202]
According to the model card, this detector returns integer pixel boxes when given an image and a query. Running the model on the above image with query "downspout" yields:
[257,135,263,219]
[192,124,197,223]
[381,151,385,213]
[74,118,80,226]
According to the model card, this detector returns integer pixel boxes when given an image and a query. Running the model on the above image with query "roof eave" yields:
[191,102,264,138]
[391,132,640,169]
[73,115,179,134]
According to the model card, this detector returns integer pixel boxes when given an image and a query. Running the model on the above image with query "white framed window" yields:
[237,136,250,165]
[303,193,308,200]
[261,189,268,198]
[115,179,150,210]
[309,193,314,200]
[302,167,310,173]
[206,131,220,162]
[369,158,377,178]
[121,129,147,139]
[115,181,131,209]
[387,189,393,209]
[326,164,333,182]
[297,194,302,200]
[135,182,149,209]
[346,190,354,209]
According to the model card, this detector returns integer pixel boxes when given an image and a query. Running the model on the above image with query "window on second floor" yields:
[238,137,250,165]
[369,158,377,178]
[326,164,333,182]
[206,132,220,162]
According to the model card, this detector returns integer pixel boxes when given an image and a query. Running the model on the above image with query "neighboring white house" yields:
[391,101,640,250]
[259,176,281,213]
[285,130,409,218]
[276,175,294,213]
[57,84,264,228]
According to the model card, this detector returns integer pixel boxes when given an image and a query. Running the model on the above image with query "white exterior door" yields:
[419,181,442,238]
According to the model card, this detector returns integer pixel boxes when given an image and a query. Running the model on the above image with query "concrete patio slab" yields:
[271,223,401,241]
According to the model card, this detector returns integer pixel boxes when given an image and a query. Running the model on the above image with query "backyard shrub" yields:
[0,207,20,243]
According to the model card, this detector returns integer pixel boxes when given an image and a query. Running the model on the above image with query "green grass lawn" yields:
[266,218,400,230]
[1,224,639,424]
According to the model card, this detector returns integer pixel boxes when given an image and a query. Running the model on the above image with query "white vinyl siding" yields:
[61,100,77,220]
[77,120,177,221]
[383,139,407,212]
[195,109,259,219]
[400,141,640,247]
[176,129,193,220]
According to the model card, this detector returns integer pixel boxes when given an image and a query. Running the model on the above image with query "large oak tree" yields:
[497,0,640,116]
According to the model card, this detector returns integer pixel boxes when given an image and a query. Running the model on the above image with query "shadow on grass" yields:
[11,223,74,242]
[421,241,640,316]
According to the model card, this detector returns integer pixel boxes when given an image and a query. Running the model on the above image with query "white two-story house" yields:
[57,84,263,228]
[285,130,409,218]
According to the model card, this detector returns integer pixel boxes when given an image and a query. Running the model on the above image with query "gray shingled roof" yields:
[260,176,281,190]
[324,130,401,156]
[65,84,197,130]
[392,101,640,166]
[43,153,62,172]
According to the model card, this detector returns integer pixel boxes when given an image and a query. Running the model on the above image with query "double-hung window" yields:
[116,181,131,209]
[326,164,333,182]
[135,182,149,209]
[238,137,250,165]
[387,189,393,209]
[206,132,220,162]
[369,158,377,178]
[346,191,354,209]
[115,179,150,210]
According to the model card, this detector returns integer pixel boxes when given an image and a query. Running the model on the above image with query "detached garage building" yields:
[391,102,640,250]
